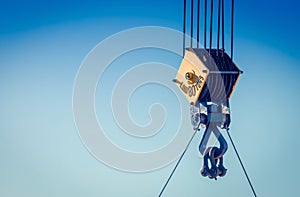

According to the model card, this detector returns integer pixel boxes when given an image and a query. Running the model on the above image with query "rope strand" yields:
[209,0,213,52]
[158,126,200,197]
[217,0,221,54]
[231,0,234,60]
[221,0,225,54]
[226,129,258,197]
[191,0,194,48]
[197,0,200,48]
[204,0,207,49]
[183,0,187,57]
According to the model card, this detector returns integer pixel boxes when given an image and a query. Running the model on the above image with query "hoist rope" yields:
[231,0,234,60]
[209,0,213,52]
[204,0,207,48]
[183,0,186,57]
[191,0,194,48]
[217,0,221,53]
[222,0,225,54]
[197,0,200,48]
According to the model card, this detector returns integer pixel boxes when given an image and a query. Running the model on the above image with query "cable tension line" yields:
[226,129,258,197]
[158,126,199,197]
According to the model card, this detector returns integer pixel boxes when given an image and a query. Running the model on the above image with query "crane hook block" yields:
[173,48,242,105]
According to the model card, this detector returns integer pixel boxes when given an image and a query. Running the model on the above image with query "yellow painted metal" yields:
[229,62,241,99]
[173,49,210,105]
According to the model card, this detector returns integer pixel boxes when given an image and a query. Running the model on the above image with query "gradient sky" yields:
[1,0,300,196]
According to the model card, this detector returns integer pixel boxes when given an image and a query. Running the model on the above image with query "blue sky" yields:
[0,0,300,196]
